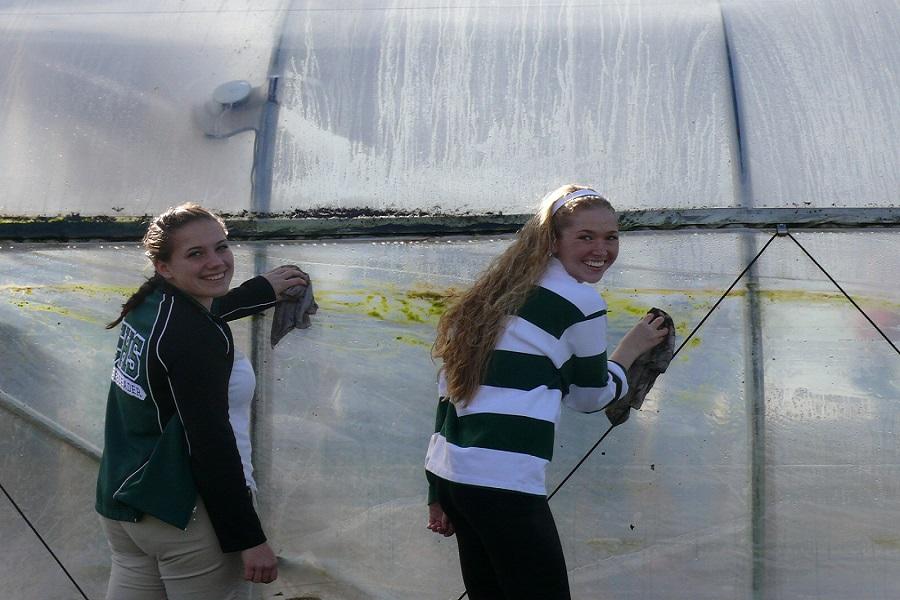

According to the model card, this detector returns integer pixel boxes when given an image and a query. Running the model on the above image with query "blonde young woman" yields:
[425,185,668,600]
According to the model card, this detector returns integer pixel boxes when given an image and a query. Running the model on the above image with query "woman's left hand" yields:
[262,265,309,299]
[240,542,279,583]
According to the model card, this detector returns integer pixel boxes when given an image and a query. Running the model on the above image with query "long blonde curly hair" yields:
[433,184,614,405]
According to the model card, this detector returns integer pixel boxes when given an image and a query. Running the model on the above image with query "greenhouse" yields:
[1,1,898,599]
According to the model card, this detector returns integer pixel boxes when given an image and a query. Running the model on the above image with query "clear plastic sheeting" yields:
[0,0,286,217]
[2,0,897,219]
[1,230,897,598]
[0,409,109,600]
[273,0,738,213]
[1,1,898,598]
[723,0,900,208]
[273,0,900,212]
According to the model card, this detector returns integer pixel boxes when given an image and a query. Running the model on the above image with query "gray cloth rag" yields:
[605,307,675,426]
[270,268,318,348]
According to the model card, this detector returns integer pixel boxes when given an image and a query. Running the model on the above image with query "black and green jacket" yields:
[95,276,276,553]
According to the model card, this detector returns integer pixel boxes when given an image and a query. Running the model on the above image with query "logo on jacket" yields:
[112,322,147,401]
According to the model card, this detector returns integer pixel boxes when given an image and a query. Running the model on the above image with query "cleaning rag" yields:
[605,307,675,426]
[270,267,318,347]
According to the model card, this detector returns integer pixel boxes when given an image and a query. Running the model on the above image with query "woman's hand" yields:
[609,313,669,369]
[427,502,455,537]
[261,265,309,299]
[240,542,278,583]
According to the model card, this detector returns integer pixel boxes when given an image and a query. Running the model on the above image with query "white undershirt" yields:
[228,348,257,491]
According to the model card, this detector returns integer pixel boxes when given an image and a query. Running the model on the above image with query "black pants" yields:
[435,477,571,600]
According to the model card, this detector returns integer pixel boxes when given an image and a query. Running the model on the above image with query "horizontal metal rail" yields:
[0,387,101,462]
[0,208,900,241]
[0,207,897,241]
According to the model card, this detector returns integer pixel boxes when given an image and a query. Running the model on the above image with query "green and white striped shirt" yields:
[426,258,628,498]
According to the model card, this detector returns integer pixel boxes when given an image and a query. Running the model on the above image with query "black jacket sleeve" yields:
[158,303,266,553]
[213,275,277,322]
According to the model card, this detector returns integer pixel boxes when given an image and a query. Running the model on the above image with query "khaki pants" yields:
[100,499,250,600]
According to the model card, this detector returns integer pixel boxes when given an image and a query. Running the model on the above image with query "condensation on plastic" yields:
[0,1,285,217]
[272,0,900,213]
[1,1,898,218]
[272,0,738,213]
[724,0,900,208]
[0,231,897,598]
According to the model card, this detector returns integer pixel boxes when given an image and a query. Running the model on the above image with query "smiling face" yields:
[154,218,234,309]
[551,206,619,283]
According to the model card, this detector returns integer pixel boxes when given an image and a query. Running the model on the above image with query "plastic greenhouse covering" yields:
[0,1,898,599]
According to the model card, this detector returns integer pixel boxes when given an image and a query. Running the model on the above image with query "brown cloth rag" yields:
[270,267,318,348]
[605,307,675,426]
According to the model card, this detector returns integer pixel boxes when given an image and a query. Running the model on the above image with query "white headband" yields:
[550,188,603,215]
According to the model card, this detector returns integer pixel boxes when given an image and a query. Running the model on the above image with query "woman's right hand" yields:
[609,313,669,369]
[427,502,455,537]
[240,542,278,583]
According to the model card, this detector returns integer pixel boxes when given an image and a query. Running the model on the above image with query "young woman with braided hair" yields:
[96,203,306,599]
[425,185,668,599]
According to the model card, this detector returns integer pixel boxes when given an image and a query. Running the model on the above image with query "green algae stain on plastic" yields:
[314,285,455,326]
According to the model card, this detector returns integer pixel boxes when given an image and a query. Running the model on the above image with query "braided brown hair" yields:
[105,204,227,329]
